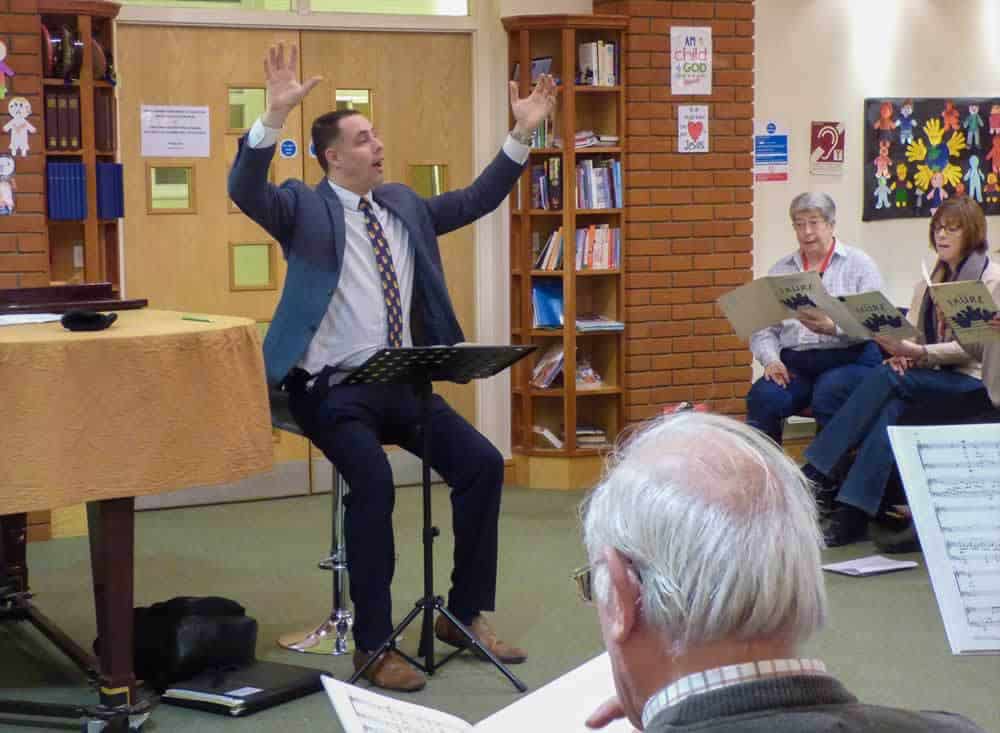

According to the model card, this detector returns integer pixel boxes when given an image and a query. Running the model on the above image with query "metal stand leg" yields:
[278,468,354,655]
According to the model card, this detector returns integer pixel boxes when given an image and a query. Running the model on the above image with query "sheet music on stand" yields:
[888,424,1000,655]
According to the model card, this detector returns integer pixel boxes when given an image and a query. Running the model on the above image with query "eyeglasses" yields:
[934,223,962,234]
[572,560,643,604]
[572,565,594,603]
[792,218,828,231]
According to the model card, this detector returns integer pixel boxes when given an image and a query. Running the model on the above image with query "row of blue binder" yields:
[46,161,124,221]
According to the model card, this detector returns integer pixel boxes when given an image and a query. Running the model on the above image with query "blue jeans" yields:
[746,342,883,444]
[804,365,984,516]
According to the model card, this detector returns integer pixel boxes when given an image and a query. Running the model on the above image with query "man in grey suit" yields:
[578,412,985,733]
[229,43,556,692]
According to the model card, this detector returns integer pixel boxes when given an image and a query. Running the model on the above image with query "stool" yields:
[269,387,354,656]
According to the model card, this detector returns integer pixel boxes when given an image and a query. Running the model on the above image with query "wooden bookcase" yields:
[11,0,121,289]
[503,14,628,489]
[41,0,121,289]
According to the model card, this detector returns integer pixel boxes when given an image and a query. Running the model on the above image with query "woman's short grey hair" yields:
[789,192,836,226]
[580,412,827,655]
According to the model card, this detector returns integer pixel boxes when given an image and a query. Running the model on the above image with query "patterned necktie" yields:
[359,197,403,347]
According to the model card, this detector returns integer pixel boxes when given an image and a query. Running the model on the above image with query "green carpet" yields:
[2,486,998,731]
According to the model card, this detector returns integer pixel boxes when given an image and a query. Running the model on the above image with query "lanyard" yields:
[802,242,836,275]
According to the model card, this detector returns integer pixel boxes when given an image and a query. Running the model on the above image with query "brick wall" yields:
[593,0,754,422]
[0,0,49,288]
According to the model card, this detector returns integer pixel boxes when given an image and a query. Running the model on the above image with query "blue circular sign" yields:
[279,139,298,159]
[766,122,777,135]
[308,142,316,158]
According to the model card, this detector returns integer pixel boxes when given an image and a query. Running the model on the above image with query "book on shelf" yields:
[511,56,553,83]
[532,279,564,328]
[577,40,617,86]
[46,160,87,221]
[576,314,624,332]
[576,425,609,446]
[533,227,564,270]
[925,279,1000,346]
[572,130,619,149]
[576,356,604,389]
[530,342,564,388]
[576,158,623,209]
[718,271,910,342]
[96,162,124,219]
[532,425,564,449]
[530,157,562,210]
[575,224,620,270]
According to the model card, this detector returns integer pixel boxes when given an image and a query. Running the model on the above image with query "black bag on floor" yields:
[94,596,258,692]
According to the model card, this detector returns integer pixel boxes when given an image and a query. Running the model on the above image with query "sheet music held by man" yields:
[888,424,1000,655]
[718,271,878,341]
[323,653,633,732]
[926,280,1000,346]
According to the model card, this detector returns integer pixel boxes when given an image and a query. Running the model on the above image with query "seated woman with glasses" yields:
[801,195,1000,547]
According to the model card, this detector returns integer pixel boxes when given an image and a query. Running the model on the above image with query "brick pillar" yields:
[0,0,49,288]
[594,0,754,422]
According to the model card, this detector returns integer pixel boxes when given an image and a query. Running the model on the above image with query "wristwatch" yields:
[510,127,533,146]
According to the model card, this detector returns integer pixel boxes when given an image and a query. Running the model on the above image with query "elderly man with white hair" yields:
[747,192,884,445]
[579,412,984,733]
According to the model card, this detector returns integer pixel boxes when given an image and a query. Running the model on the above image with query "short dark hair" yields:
[311,109,361,174]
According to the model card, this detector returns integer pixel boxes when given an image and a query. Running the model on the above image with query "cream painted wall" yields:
[754,0,1000,312]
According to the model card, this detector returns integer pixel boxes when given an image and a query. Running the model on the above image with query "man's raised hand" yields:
[509,73,559,138]
[262,42,322,128]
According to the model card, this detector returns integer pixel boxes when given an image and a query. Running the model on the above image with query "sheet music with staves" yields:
[888,424,1000,655]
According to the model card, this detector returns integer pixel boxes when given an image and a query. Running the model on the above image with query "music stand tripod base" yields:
[341,345,535,693]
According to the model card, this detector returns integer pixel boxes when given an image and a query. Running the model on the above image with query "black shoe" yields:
[823,503,869,547]
[801,463,838,515]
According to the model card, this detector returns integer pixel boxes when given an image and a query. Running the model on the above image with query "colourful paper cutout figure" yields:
[986,173,1000,204]
[914,185,926,210]
[892,163,912,207]
[896,100,917,144]
[927,171,948,215]
[906,117,967,194]
[964,155,985,202]
[874,101,896,142]
[991,105,1000,135]
[873,176,892,209]
[987,135,1000,176]
[0,154,13,215]
[941,100,960,131]
[3,97,34,156]
[964,104,984,148]
[0,42,13,101]
[874,139,892,178]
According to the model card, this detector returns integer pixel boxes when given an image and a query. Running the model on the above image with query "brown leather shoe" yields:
[353,649,426,692]
[434,614,528,664]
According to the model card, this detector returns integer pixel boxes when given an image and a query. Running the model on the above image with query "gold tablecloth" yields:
[0,309,274,513]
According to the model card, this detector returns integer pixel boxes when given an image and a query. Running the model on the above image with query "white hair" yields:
[789,191,836,226]
[580,412,827,655]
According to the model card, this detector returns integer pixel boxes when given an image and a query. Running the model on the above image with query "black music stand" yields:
[344,345,535,693]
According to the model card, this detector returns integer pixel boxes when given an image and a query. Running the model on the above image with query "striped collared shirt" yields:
[749,239,883,367]
[641,658,829,729]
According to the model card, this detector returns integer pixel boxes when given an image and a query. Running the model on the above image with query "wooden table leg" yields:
[87,498,136,707]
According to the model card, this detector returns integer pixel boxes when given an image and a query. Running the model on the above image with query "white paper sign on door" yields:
[141,105,210,157]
